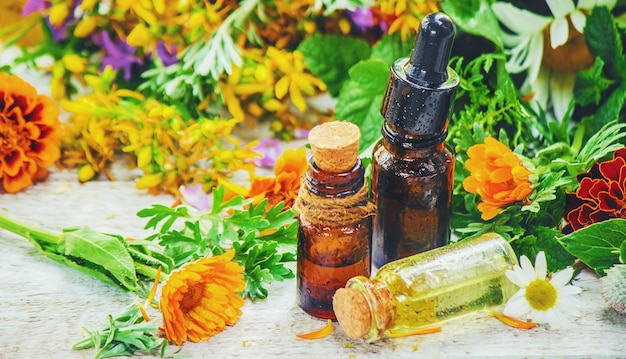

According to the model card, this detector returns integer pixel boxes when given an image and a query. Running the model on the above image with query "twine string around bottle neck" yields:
[293,179,376,226]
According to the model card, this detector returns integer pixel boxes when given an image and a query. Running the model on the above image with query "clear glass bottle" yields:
[372,12,459,268]
[296,121,375,319]
[333,233,519,342]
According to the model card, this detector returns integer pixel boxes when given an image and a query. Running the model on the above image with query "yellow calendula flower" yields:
[268,47,326,113]
[160,250,245,345]
[462,137,533,220]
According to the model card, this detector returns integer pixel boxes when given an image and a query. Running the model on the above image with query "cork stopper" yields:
[308,121,360,172]
[332,288,372,339]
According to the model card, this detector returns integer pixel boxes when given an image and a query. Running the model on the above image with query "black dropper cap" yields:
[380,12,459,137]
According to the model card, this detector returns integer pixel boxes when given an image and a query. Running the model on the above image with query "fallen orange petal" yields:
[146,266,162,304]
[136,301,151,322]
[170,198,182,208]
[296,319,333,340]
[387,326,442,338]
[490,311,537,330]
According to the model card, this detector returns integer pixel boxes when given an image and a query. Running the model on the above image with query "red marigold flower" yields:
[563,147,626,233]
[0,73,61,193]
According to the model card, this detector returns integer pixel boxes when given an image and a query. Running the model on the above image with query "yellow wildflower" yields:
[268,47,326,113]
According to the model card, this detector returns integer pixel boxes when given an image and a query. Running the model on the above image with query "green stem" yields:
[0,212,63,246]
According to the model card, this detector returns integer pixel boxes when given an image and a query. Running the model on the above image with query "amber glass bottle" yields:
[372,12,459,268]
[333,233,519,342]
[295,121,375,319]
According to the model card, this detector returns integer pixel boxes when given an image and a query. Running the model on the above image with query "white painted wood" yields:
[1,168,625,359]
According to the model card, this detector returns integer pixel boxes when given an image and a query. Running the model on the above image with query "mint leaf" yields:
[335,59,388,151]
[297,33,371,97]
[620,240,626,263]
[442,0,503,49]
[592,83,626,131]
[370,32,414,66]
[574,58,614,106]
[584,6,626,78]
[558,218,626,276]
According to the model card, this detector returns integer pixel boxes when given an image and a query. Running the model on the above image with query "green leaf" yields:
[370,32,414,66]
[137,205,190,233]
[441,0,503,49]
[584,6,626,78]
[620,240,626,264]
[574,58,614,106]
[335,59,388,151]
[297,33,371,97]
[62,227,139,292]
[558,218,626,276]
[72,305,175,358]
[590,83,626,132]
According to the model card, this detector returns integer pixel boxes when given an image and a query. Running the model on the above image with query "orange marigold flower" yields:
[160,250,245,345]
[462,137,533,220]
[223,147,309,209]
[0,73,61,193]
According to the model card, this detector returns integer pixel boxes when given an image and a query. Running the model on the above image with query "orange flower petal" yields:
[296,319,334,340]
[463,137,533,219]
[490,311,538,330]
[387,326,442,338]
[160,250,245,346]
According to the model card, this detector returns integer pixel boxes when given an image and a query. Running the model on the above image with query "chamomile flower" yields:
[492,0,616,121]
[503,251,582,329]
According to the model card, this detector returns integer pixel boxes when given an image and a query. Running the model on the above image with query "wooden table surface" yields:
[1,166,626,359]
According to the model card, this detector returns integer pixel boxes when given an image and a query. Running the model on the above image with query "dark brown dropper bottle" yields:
[371,12,459,268]
[294,121,375,319]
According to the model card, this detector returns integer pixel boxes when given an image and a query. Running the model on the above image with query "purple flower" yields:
[253,138,281,168]
[155,42,178,66]
[21,0,46,16]
[98,32,143,81]
[179,184,210,211]
[22,0,71,42]
[346,7,375,33]
[294,129,310,140]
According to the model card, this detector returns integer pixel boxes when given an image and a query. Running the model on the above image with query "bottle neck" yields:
[344,276,396,342]
[304,158,365,198]
[382,121,448,150]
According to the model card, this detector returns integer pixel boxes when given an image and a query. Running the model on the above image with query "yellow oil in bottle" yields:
[333,233,519,342]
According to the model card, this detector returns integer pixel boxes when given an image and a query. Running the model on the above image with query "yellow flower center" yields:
[525,279,557,311]
[180,283,205,313]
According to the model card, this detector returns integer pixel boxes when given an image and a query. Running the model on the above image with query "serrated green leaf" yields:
[574,58,614,106]
[335,60,387,151]
[297,33,371,96]
[370,32,414,66]
[348,60,389,92]
[442,0,503,49]
[584,6,626,78]
[559,218,626,275]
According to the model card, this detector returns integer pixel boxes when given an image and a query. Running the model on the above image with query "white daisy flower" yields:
[503,251,582,329]
[492,0,617,121]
